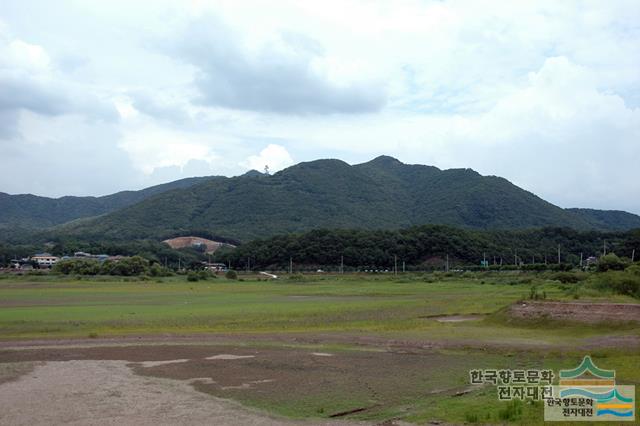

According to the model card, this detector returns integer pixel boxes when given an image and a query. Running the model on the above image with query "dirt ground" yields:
[0,358,371,426]
[0,327,638,425]
[0,343,478,420]
[508,301,640,323]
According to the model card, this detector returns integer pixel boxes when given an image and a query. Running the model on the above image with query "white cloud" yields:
[4,38,50,71]
[118,124,219,175]
[243,144,294,173]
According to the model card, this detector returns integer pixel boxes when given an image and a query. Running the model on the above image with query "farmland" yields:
[1,273,639,424]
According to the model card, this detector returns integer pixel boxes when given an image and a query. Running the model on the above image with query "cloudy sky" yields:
[1,0,639,213]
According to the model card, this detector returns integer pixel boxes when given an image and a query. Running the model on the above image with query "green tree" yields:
[597,253,626,272]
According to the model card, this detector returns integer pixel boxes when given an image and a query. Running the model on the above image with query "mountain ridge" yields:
[28,156,640,242]
[0,176,217,228]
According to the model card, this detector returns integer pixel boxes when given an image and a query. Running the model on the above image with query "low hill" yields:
[0,176,215,228]
[567,208,640,231]
[49,156,640,242]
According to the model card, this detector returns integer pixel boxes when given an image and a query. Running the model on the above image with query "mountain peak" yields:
[241,170,264,178]
[363,155,403,167]
[291,158,351,170]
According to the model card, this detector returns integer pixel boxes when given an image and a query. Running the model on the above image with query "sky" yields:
[0,0,639,214]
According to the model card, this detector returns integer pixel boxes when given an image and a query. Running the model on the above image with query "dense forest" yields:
[216,225,640,271]
[3,225,639,273]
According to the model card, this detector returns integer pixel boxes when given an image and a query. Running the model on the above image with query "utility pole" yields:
[483,252,487,268]
[632,249,636,263]
[531,255,535,265]
[402,261,405,273]
[340,255,344,274]
[557,245,561,265]
[289,257,293,274]
[394,255,398,275]
[580,252,583,267]
[178,256,181,271]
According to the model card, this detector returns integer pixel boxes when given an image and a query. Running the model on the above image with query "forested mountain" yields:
[0,176,215,228]
[47,156,640,243]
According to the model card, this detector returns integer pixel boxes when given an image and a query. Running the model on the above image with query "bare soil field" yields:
[0,342,486,418]
[0,356,369,426]
[508,301,640,324]
[1,332,638,424]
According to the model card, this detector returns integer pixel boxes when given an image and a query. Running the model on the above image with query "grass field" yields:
[1,272,639,424]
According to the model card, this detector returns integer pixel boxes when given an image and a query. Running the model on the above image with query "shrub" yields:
[105,256,150,276]
[529,286,542,300]
[149,263,171,277]
[597,253,627,272]
[225,269,238,280]
[53,258,101,275]
[197,270,215,280]
[552,272,585,284]
[626,264,640,276]
[594,271,640,298]
[187,272,199,282]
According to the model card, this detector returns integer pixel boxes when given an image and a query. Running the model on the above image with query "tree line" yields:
[216,225,640,271]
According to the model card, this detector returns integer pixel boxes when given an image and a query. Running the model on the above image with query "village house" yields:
[31,253,59,268]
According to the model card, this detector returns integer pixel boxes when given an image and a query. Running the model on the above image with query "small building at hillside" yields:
[31,253,59,268]
[202,262,228,272]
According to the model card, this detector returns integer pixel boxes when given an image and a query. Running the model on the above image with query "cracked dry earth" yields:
[0,360,362,426]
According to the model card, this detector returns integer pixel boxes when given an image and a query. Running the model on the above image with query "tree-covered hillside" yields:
[0,176,215,228]
[218,226,640,271]
[48,156,640,242]
[566,208,640,231]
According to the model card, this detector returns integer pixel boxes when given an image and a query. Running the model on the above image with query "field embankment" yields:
[508,301,640,324]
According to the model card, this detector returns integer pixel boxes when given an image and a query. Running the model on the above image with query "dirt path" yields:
[0,360,361,426]
[1,327,639,353]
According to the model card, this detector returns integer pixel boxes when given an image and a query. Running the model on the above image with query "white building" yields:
[32,253,59,268]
